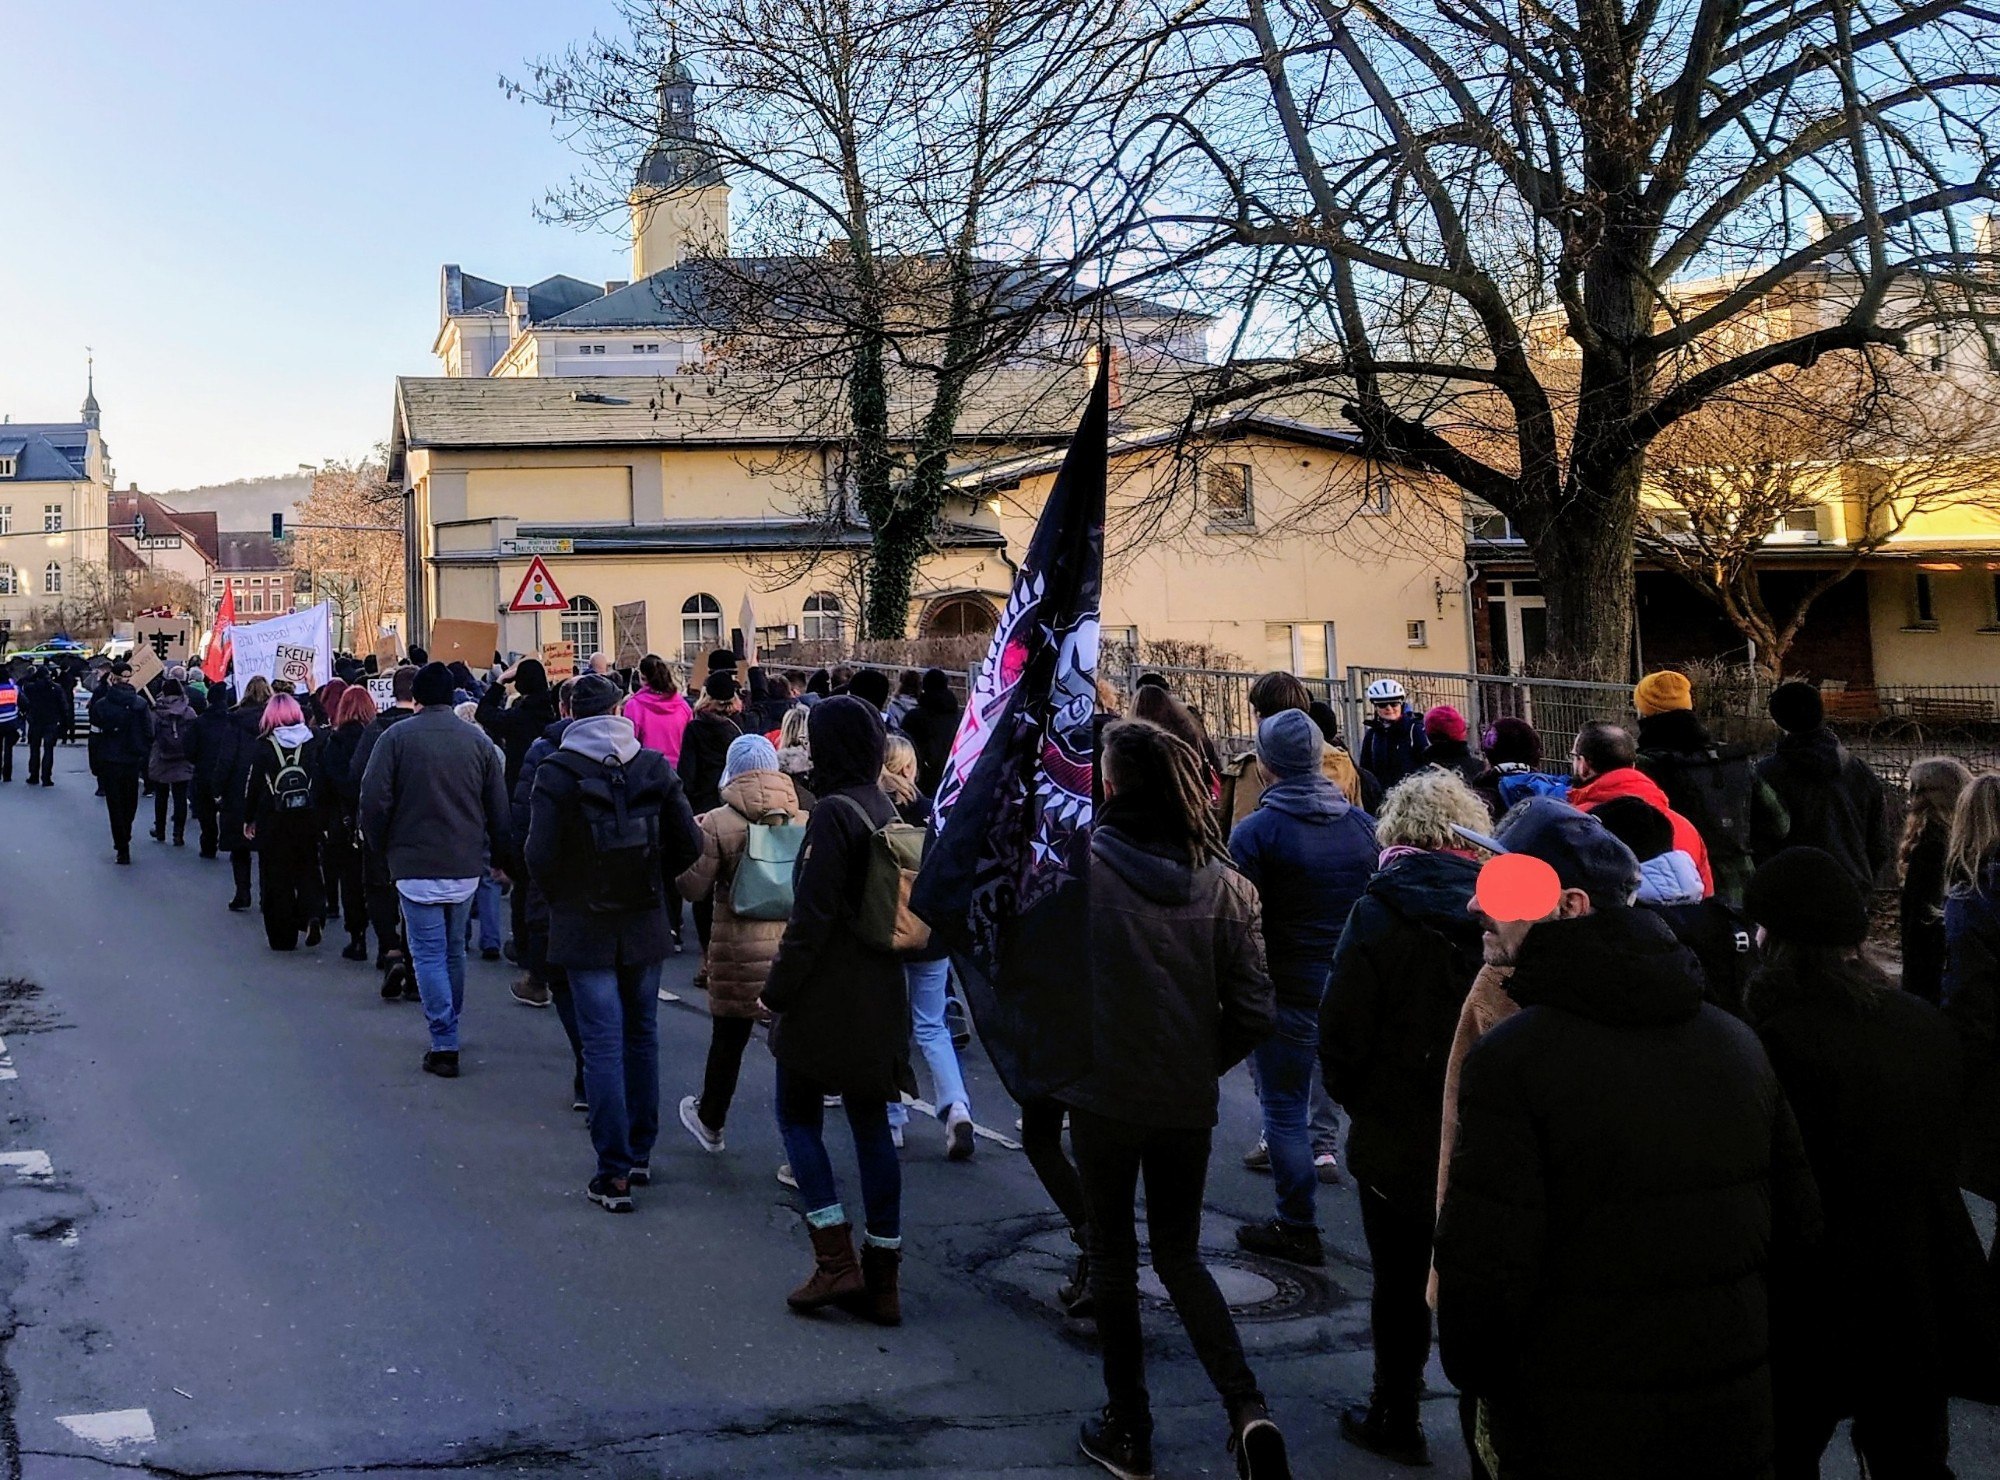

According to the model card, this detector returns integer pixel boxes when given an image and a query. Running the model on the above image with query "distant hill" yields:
[160,472,312,532]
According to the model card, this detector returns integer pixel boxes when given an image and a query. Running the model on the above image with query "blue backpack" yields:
[1496,768,1571,807]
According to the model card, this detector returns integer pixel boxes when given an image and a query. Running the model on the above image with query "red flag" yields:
[204,585,236,677]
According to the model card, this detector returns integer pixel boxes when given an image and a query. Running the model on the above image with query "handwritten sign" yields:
[275,644,315,689]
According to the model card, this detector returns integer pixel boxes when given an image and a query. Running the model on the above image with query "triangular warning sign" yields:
[509,556,567,612]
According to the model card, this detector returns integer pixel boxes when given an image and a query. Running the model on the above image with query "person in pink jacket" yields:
[625,655,693,766]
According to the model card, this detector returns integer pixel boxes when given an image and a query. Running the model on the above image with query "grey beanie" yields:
[1256,708,1324,778]
[570,673,623,718]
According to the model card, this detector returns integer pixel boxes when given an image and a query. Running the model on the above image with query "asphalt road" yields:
[0,742,1994,1478]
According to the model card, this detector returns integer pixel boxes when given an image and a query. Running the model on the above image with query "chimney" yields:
[504,285,533,339]
[604,280,629,295]
[1974,215,1999,270]
[1805,210,1858,261]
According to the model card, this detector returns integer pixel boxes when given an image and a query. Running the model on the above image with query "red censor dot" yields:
[1477,854,1563,923]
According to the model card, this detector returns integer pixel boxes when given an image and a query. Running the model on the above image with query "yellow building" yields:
[0,376,115,644]
[386,373,1470,676]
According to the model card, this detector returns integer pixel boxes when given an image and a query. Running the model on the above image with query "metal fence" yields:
[1119,665,1348,754]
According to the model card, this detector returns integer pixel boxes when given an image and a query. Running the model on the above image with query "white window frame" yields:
[0,459,14,479]
[1265,620,1337,679]
[0,505,11,535]
[1202,462,1254,527]
[561,596,602,656]
[43,562,61,594]
[1361,473,1393,517]
[0,565,14,596]
[42,505,62,533]
[681,593,723,662]
[801,592,844,642]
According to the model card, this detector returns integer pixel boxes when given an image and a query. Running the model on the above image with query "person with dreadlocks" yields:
[1061,718,1291,1480]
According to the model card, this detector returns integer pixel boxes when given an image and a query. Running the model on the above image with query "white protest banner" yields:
[229,604,334,690]
[366,676,395,712]
[275,644,316,688]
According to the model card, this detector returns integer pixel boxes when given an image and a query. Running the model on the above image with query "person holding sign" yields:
[88,661,155,865]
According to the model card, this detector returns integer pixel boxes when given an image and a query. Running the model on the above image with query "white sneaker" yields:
[890,1125,905,1150]
[945,1105,976,1161]
[678,1094,724,1154]
[776,1162,798,1190]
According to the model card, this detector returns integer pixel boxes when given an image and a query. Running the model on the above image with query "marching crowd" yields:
[3,643,1999,1480]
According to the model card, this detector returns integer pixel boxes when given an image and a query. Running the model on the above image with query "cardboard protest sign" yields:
[373,631,403,668]
[541,640,576,681]
[127,645,165,691]
[614,602,647,670]
[135,617,193,665]
[274,644,316,689]
[366,676,395,712]
[428,619,499,671]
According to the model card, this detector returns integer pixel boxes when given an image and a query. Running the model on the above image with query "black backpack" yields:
[1642,744,1756,859]
[1652,898,1759,1017]
[543,750,666,914]
[268,740,315,812]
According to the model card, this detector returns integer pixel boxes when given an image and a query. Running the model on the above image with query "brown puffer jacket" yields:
[677,770,806,1018]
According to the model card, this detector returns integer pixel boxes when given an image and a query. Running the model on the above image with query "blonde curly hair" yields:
[1375,768,1493,851]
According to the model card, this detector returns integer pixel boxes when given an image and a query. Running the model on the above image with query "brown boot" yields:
[843,1242,902,1326]
[787,1222,863,1311]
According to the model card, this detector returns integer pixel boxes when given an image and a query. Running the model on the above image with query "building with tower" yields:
[0,372,115,646]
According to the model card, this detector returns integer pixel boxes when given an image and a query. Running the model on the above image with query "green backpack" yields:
[829,795,932,952]
[730,810,807,921]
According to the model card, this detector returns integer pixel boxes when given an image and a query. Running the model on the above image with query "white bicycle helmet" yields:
[1365,678,1408,704]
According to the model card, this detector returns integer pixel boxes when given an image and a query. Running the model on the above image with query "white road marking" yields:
[0,1151,53,1180]
[57,1409,156,1450]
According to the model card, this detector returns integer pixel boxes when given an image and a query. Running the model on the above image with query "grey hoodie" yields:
[560,714,641,765]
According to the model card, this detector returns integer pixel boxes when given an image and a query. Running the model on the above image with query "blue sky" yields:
[0,0,631,491]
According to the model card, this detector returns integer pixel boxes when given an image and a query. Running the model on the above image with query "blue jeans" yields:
[402,899,469,1051]
[466,876,503,952]
[569,962,663,1180]
[888,958,969,1129]
[1246,1036,1342,1156]
[1253,1002,1321,1228]
[775,1066,901,1240]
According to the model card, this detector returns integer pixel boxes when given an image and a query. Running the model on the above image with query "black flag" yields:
[911,361,1107,1103]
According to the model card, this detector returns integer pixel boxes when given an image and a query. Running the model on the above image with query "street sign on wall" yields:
[499,538,575,556]
[508,557,567,613]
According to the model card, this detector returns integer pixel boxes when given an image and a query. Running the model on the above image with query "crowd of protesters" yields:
[22,635,2000,1480]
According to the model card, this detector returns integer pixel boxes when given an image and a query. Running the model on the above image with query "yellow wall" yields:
[467,466,632,524]
[1868,563,2000,685]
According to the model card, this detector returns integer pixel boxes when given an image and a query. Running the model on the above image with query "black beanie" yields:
[413,662,457,708]
[848,668,892,710]
[704,670,739,702]
[1745,846,1869,947]
[570,673,621,718]
[1768,681,1824,733]
[514,658,549,697]
[1589,795,1676,863]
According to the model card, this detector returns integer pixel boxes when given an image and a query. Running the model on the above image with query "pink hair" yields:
[259,695,305,734]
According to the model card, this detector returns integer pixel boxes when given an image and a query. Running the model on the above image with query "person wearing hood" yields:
[885,669,921,731]
[216,676,273,908]
[674,732,805,1154]
[352,665,421,979]
[359,663,513,1077]
[1420,706,1484,788]
[1568,720,1715,896]
[1590,795,1758,1016]
[625,655,693,765]
[1631,671,1789,906]
[317,685,378,962]
[147,677,198,846]
[1227,709,1377,1266]
[1318,769,1490,1469]
[1746,847,1991,1480]
[1433,799,1819,1480]
[1467,716,1568,821]
[244,694,326,950]
[759,697,915,1326]
[474,656,558,792]
[1219,671,1366,826]
[509,680,582,1099]
[898,669,961,797]
[526,673,700,1212]
[1062,718,1289,1480]
[187,680,234,857]
[89,661,155,865]
[1756,681,1888,897]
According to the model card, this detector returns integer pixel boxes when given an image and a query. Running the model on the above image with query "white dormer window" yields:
[0,458,13,479]
[578,343,607,356]
[634,343,660,354]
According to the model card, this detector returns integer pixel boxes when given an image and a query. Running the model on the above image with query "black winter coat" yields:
[214,702,268,846]
[1944,865,2000,1201]
[188,702,234,791]
[1637,708,1790,906]
[315,721,367,830]
[20,673,66,730]
[1757,975,1993,1417]
[899,689,961,797]
[1902,825,1950,1005]
[1756,726,1889,894]
[245,732,324,853]
[1319,850,1485,1208]
[511,717,573,853]
[87,683,154,771]
[1359,709,1429,791]
[1433,906,1820,1480]
[676,708,748,814]
[475,683,560,791]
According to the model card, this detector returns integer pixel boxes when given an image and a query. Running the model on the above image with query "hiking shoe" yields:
[1235,1220,1325,1267]
[510,977,553,1009]
[228,895,251,912]
[115,849,131,865]
[627,1163,651,1186]
[670,925,684,954]
[305,919,324,948]
[1339,1404,1431,1467]
[1231,1413,1294,1479]
[1314,1152,1342,1184]
[1080,1409,1155,1480]
[587,1174,634,1213]
[1242,1140,1271,1172]
[945,1105,976,1161]
[341,936,369,961]
[422,1051,459,1079]
[680,1095,725,1153]
[776,1163,797,1190]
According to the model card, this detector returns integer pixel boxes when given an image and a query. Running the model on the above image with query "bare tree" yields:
[1103,0,2000,675]
[514,0,1151,637]
[292,459,404,652]
[1642,353,2000,678]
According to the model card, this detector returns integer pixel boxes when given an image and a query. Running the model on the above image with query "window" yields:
[1912,572,1940,628]
[578,343,607,356]
[0,565,13,595]
[634,343,660,355]
[1203,463,1253,526]
[681,593,722,662]
[0,459,13,479]
[1653,511,1695,537]
[250,593,265,613]
[1466,509,1519,542]
[1407,620,1429,648]
[1488,578,1548,673]
[231,576,245,588]
[1770,506,1821,542]
[562,595,602,657]
[43,562,61,595]
[0,505,11,535]
[1264,621,1336,679]
[801,592,844,642]
[1363,474,1393,516]
[42,505,62,533]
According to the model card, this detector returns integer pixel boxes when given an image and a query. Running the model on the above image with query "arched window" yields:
[43,562,62,595]
[921,594,997,641]
[0,564,14,596]
[560,595,601,657]
[681,592,722,662]
[802,591,844,642]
